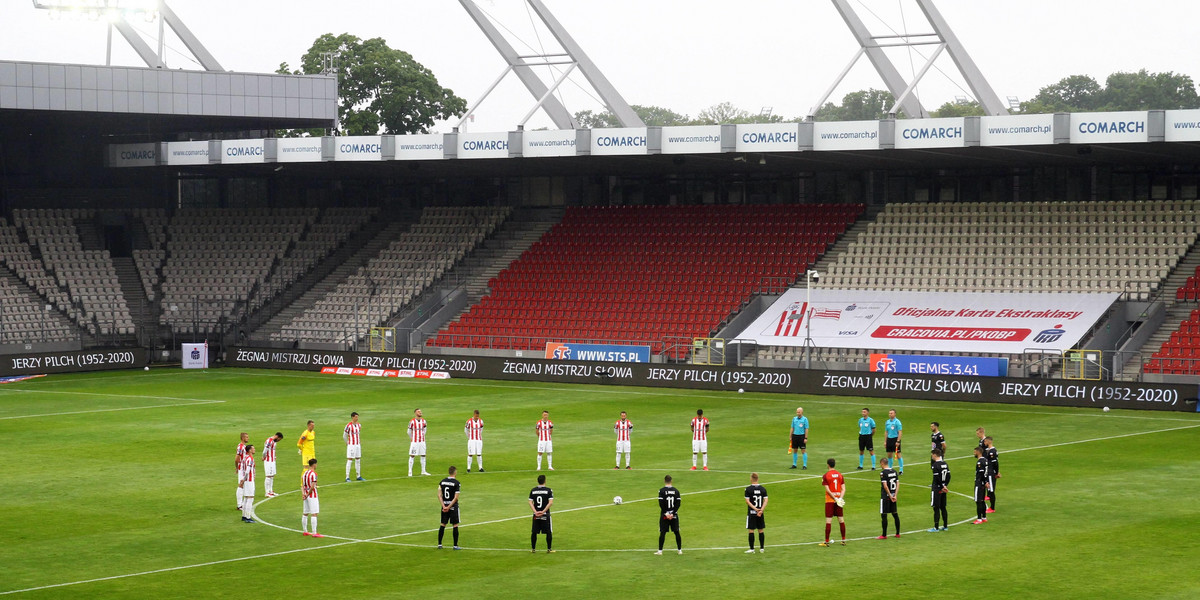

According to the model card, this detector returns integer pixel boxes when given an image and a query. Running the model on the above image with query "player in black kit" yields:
[437,466,462,549]
[928,449,950,532]
[528,474,555,553]
[929,422,946,460]
[744,472,768,553]
[972,447,992,524]
[984,436,999,513]
[656,475,682,555]
[878,458,900,539]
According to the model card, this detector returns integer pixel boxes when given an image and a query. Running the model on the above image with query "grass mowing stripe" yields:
[0,399,225,420]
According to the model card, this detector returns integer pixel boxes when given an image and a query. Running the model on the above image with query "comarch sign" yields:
[276,137,322,163]
[108,143,157,167]
[458,132,509,159]
[895,117,966,149]
[736,123,800,152]
[1070,111,1148,143]
[394,134,443,160]
[221,139,265,165]
[335,136,383,161]
[523,129,576,158]
[591,127,648,156]
[1165,109,1200,143]
[813,120,880,151]
[661,125,722,154]
[166,141,209,166]
[980,114,1054,146]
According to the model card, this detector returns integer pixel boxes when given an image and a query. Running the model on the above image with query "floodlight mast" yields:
[31,0,223,71]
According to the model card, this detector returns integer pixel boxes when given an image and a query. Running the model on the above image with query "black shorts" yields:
[931,490,948,509]
[974,484,988,502]
[791,433,807,450]
[880,498,897,514]
[886,438,900,453]
[440,506,460,525]
[659,515,680,533]
[746,513,766,530]
[859,434,874,451]
[532,517,553,535]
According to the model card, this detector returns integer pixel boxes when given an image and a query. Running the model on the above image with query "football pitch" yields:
[1,367,1197,599]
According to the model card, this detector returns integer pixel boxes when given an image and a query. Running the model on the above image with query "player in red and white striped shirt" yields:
[235,432,248,510]
[408,409,430,477]
[691,409,710,471]
[614,411,633,469]
[465,410,485,473]
[536,411,554,471]
[263,432,283,497]
[239,445,257,523]
[344,412,363,482]
[301,458,322,537]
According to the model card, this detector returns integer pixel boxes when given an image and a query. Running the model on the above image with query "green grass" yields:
[1,367,1198,599]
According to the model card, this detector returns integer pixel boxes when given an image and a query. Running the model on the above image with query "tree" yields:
[1020,74,1103,114]
[1099,69,1199,111]
[812,89,897,121]
[694,101,783,125]
[278,33,467,136]
[573,104,691,128]
[931,99,985,118]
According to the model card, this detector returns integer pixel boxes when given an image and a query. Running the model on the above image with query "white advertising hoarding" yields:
[979,114,1054,146]
[1070,111,1148,143]
[458,132,509,159]
[220,139,265,164]
[275,137,322,163]
[895,117,966,149]
[736,123,800,152]
[813,120,879,151]
[523,129,577,158]
[165,141,209,166]
[591,127,648,156]
[738,289,1119,353]
[109,143,157,167]
[394,134,444,160]
[660,125,722,154]
[334,136,383,161]
[182,342,208,369]
[1165,109,1200,142]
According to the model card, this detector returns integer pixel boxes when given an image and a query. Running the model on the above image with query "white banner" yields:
[165,141,209,166]
[275,137,322,163]
[523,129,577,158]
[334,136,383,161]
[895,117,966,149]
[1165,109,1200,142]
[736,123,800,152]
[458,132,509,159]
[394,134,444,160]
[738,289,1119,353]
[182,343,209,369]
[813,120,879,151]
[591,127,648,156]
[108,143,157,167]
[1070,111,1148,143]
[220,139,265,164]
[661,125,722,154]
[980,114,1054,146]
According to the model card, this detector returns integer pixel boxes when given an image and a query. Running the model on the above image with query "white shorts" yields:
[303,497,320,514]
[468,439,483,455]
[264,461,276,477]
[347,444,361,459]
[692,440,708,453]
[242,481,255,498]
[409,442,426,456]
[537,440,553,453]
[616,440,631,453]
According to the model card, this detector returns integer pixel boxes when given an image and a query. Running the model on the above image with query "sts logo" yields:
[545,343,572,360]
[1033,324,1066,344]
[875,356,896,372]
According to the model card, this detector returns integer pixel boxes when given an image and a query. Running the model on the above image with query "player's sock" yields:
[477,456,483,470]
[758,532,765,549]
[236,487,243,508]
[859,454,864,468]
[310,516,317,535]
[243,498,253,520]
[933,509,940,528]
[355,459,361,477]
[537,454,543,470]
[989,489,996,510]
[674,531,681,550]
[265,477,272,495]
[547,454,552,469]
[616,452,621,468]
[748,532,755,549]
[824,523,831,542]
[871,455,877,468]
[625,452,631,468]
[452,527,459,546]
[346,460,351,480]
[839,522,846,540]
[802,453,807,468]
[702,454,707,468]
[467,455,473,470]
[438,526,446,545]
[940,507,948,526]
[420,456,427,473]
[692,454,697,468]
[408,456,414,475]
[792,452,798,467]
[531,533,537,550]
[892,513,900,533]
[658,531,666,551]
[302,515,308,533]
[881,514,889,536]
[545,532,552,550]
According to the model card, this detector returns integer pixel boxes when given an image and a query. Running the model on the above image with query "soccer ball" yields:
[144,366,149,371]
[738,388,744,393]
[613,496,622,505]
[1102,406,1110,412]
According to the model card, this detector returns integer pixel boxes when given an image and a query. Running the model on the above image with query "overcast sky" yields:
[2,1,1197,132]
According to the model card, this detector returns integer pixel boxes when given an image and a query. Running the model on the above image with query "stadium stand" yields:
[0,218,78,343]
[427,204,862,358]
[760,199,1200,367]
[275,206,511,343]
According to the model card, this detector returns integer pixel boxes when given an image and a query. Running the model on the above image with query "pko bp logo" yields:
[190,348,201,360]
[544,342,572,360]
[1033,324,1066,344]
